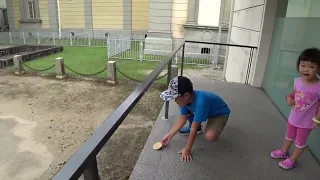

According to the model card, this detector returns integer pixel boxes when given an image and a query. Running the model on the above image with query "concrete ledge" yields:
[130,79,320,180]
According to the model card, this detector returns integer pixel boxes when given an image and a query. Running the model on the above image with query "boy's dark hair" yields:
[177,76,193,95]
[297,48,320,70]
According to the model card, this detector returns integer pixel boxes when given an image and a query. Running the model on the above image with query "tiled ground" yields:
[130,79,320,180]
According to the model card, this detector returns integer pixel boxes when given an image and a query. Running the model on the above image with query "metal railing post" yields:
[245,48,254,85]
[83,158,100,180]
[164,58,173,120]
[180,43,185,76]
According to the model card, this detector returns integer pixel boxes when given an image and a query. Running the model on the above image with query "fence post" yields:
[107,61,117,84]
[139,40,144,61]
[37,32,40,44]
[83,158,100,180]
[13,55,24,74]
[56,57,66,79]
[180,43,185,76]
[70,33,73,46]
[22,32,26,44]
[170,65,178,80]
[88,34,91,47]
[53,32,56,45]
[163,62,178,121]
[107,38,110,59]
[9,32,12,44]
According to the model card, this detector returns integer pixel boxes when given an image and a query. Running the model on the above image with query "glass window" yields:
[28,0,36,19]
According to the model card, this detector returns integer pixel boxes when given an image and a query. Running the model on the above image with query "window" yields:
[201,48,210,54]
[198,0,221,26]
[19,0,41,23]
[28,0,36,19]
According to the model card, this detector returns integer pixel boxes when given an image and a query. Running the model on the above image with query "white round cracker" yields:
[153,142,163,150]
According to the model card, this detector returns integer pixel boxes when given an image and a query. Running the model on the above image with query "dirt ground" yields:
[0,71,165,180]
[143,66,224,81]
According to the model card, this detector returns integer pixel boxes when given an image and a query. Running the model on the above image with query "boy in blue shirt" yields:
[160,76,231,162]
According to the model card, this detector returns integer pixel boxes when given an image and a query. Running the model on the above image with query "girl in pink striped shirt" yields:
[271,48,320,170]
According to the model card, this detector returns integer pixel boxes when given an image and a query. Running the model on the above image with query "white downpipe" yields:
[57,0,61,39]
[222,0,235,81]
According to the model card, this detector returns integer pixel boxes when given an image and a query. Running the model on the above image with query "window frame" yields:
[19,0,42,23]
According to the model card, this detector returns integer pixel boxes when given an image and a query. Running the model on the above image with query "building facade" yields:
[144,0,231,66]
[0,0,8,31]
[5,0,230,39]
[225,0,320,161]
[5,0,150,37]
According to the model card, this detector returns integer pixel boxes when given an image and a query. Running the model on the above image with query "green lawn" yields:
[22,46,198,84]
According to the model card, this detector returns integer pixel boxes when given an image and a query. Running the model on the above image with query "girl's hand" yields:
[313,117,320,129]
[286,95,295,106]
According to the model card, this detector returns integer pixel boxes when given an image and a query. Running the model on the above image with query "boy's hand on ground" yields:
[315,123,319,129]
[161,133,172,145]
[178,148,192,162]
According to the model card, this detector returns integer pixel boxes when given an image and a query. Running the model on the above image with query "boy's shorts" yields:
[206,115,229,132]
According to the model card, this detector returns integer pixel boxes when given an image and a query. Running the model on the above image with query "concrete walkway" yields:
[130,79,320,180]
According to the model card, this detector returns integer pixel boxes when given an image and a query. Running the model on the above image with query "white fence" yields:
[0,31,143,48]
[108,39,227,67]
[0,31,227,67]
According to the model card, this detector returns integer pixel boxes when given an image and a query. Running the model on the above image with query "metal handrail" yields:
[52,39,257,180]
[185,40,258,49]
[52,42,185,180]
[185,40,257,84]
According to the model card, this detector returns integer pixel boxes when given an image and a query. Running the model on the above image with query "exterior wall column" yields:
[144,0,174,55]
[224,0,288,87]
[186,0,199,25]
[250,0,288,87]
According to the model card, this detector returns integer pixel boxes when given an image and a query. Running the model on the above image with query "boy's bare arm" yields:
[168,115,188,137]
[184,122,200,151]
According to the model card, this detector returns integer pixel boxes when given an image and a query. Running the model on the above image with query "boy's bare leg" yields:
[204,127,221,141]
[204,116,228,142]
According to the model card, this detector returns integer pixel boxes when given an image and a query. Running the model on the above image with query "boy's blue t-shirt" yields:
[180,90,230,123]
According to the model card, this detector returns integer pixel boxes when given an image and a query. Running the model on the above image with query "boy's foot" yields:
[271,149,290,159]
[179,126,202,136]
[279,158,296,170]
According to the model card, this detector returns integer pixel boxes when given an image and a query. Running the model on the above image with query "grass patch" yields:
[22,46,199,84]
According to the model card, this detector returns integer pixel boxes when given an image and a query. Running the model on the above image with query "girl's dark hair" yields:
[297,48,320,70]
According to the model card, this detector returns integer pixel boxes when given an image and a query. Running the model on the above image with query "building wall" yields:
[12,0,20,28]
[262,0,320,161]
[0,0,6,8]
[132,0,149,30]
[39,0,49,28]
[60,0,85,29]
[92,0,123,29]
[286,0,320,17]
[225,0,265,83]
[171,0,188,39]
[48,0,58,31]
[220,0,232,26]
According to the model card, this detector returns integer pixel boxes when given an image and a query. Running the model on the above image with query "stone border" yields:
[0,45,64,69]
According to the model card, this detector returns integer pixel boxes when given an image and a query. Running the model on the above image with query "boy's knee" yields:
[205,133,218,142]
